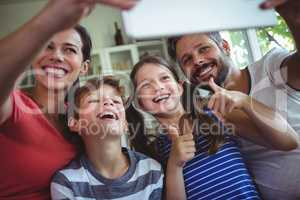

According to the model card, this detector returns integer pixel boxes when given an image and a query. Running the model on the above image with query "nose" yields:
[193,53,205,66]
[153,80,165,92]
[103,98,114,107]
[50,49,64,62]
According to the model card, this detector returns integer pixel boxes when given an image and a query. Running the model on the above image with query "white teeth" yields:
[99,111,117,120]
[153,94,170,103]
[44,67,66,78]
[200,66,212,76]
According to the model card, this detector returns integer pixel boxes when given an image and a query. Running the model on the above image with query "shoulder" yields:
[51,157,85,184]
[248,48,290,70]
[128,148,162,171]
[246,48,290,89]
[50,159,80,200]
[10,89,40,112]
[127,149,164,191]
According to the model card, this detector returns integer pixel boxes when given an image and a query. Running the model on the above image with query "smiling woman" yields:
[0,0,137,199]
[0,24,92,200]
[31,27,90,91]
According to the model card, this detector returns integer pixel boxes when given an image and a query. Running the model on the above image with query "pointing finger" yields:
[208,77,222,93]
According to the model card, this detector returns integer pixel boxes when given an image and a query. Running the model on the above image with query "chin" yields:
[36,77,70,91]
[104,124,124,136]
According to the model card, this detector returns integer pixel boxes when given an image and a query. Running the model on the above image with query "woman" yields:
[0,0,136,199]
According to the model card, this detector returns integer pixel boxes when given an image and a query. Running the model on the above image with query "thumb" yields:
[179,114,193,135]
[167,125,179,142]
[208,77,222,93]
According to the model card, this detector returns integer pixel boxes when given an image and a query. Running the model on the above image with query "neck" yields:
[31,83,66,115]
[84,135,129,179]
[223,66,249,93]
[156,104,185,128]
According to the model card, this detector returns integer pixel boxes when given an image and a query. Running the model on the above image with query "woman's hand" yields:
[97,0,137,10]
[37,0,137,34]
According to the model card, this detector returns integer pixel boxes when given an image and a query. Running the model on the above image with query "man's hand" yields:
[260,0,288,9]
[207,77,249,117]
[260,0,300,24]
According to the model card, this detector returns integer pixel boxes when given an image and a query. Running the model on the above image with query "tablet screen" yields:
[122,0,277,39]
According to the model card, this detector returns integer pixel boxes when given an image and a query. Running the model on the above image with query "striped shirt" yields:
[51,148,163,200]
[157,128,261,199]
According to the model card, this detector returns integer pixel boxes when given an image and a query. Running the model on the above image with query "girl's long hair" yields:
[129,55,226,156]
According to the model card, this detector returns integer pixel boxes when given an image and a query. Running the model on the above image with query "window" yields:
[220,14,295,69]
[256,14,295,55]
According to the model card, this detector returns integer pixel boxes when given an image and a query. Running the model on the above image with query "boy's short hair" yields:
[167,32,223,61]
[70,76,126,119]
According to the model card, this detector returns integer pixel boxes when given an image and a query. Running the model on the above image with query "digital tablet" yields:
[122,0,277,39]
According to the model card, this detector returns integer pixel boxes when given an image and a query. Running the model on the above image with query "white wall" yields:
[0,0,128,50]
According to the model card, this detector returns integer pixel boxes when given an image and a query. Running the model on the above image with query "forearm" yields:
[241,96,298,150]
[165,161,187,200]
[0,10,56,106]
[276,8,300,51]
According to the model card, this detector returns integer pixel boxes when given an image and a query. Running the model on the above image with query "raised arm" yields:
[261,0,300,50]
[0,0,136,124]
[165,124,195,200]
[261,0,300,89]
[207,78,299,151]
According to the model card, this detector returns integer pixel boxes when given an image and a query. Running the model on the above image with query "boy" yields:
[51,77,163,200]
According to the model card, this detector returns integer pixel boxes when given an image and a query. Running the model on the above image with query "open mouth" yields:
[42,66,69,78]
[193,62,216,82]
[97,112,119,120]
[153,94,171,103]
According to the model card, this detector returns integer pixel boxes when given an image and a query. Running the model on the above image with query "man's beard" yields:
[214,54,231,87]
[191,53,232,88]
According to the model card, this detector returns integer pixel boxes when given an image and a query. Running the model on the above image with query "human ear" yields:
[80,59,90,75]
[123,120,129,132]
[178,80,184,97]
[68,117,80,132]
[221,39,231,56]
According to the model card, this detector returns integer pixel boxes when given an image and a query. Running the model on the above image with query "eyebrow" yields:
[49,41,81,50]
[180,43,204,63]
[139,71,169,84]
[64,43,81,50]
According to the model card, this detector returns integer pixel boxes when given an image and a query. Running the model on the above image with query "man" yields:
[167,0,300,199]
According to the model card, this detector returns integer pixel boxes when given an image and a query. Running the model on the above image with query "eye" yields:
[88,99,100,104]
[113,99,122,104]
[46,43,55,51]
[181,55,192,66]
[161,75,171,81]
[198,46,210,54]
[141,82,150,89]
[64,47,77,54]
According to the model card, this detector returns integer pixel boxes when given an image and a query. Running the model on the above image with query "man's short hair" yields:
[167,32,223,61]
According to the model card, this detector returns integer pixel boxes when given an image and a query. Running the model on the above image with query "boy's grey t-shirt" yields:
[51,148,163,200]
[240,48,300,199]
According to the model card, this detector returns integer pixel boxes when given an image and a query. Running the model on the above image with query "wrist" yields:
[167,158,184,171]
[240,95,251,112]
[168,156,184,168]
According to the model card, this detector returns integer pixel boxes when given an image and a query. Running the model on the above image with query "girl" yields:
[128,56,296,200]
